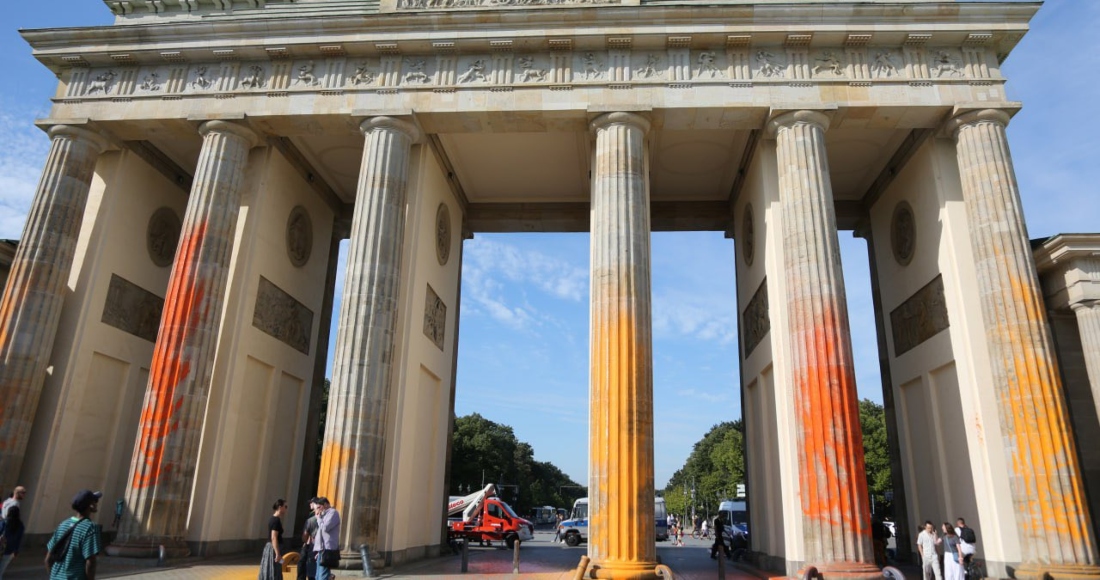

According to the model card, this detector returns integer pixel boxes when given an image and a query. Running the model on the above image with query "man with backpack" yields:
[955,517,977,570]
[44,490,103,580]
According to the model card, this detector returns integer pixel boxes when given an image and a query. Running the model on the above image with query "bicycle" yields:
[691,528,710,540]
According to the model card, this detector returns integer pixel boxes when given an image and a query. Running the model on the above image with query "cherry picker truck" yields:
[446,483,535,549]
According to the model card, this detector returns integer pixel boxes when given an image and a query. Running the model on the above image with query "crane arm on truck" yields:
[446,483,497,523]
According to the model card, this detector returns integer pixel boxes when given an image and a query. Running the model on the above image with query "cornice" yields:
[23,3,1038,72]
[1034,234,1100,273]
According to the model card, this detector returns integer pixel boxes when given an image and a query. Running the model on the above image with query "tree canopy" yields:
[449,413,584,514]
[660,400,894,518]
[661,420,745,518]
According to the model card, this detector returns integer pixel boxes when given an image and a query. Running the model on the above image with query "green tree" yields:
[449,413,582,514]
[663,421,745,517]
[859,399,893,511]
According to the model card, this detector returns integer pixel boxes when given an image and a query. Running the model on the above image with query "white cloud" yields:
[461,237,587,330]
[0,102,51,240]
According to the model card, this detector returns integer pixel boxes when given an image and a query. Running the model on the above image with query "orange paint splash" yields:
[317,441,353,499]
[131,223,208,489]
[794,303,871,553]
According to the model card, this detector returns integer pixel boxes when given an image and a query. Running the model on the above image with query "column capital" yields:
[47,124,110,155]
[945,108,1013,140]
[1072,300,1100,313]
[589,111,651,135]
[360,116,421,143]
[767,109,832,137]
[198,120,262,149]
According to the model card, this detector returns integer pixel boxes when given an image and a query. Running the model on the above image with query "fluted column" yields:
[1077,301,1100,422]
[111,120,259,557]
[770,110,878,580]
[951,109,1100,580]
[317,116,420,557]
[0,125,108,492]
[588,111,657,580]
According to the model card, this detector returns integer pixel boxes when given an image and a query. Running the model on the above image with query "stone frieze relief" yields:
[61,44,994,100]
[398,0,618,9]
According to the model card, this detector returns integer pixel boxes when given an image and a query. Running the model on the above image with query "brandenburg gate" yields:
[3,1,1099,578]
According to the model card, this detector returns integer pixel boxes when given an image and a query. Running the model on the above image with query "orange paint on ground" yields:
[131,223,208,489]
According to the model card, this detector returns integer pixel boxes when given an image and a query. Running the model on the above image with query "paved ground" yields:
[0,531,911,579]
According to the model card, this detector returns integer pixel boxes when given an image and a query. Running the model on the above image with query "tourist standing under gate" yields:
[45,490,103,580]
[312,498,341,580]
[260,499,288,580]
[917,521,942,580]
[298,499,319,580]
[941,523,963,580]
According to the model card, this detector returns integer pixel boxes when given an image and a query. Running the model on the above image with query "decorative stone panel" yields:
[253,276,314,354]
[424,284,447,351]
[742,278,769,357]
[101,274,164,343]
[890,275,949,356]
[147,207,181,268]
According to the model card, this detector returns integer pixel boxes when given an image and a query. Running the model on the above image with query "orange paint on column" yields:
[131,223,208,489]
[317,441,353,498]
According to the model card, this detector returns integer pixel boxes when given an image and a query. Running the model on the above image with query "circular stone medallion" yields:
[147,207,182,267]
[742,204,755,266]
[891,201,916,266]
[436,203,452,266]
[286,205,313,268]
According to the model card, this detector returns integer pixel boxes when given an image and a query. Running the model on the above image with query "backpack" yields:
[960,526,976,544]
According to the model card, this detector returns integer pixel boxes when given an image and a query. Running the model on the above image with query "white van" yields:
[558,497,669,546]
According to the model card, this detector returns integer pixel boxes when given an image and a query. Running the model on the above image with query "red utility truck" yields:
[446,484,534,549]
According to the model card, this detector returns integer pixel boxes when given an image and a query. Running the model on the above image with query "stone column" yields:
[769,110,878,580]
[587,111,657,580]
[951,109,1100,579]
[111,120,259,557]
[317,116,419,558]
[1076,301,1100,420]
[0,125,108,492]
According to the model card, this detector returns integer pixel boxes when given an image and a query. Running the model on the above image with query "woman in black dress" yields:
[260,499,289,580]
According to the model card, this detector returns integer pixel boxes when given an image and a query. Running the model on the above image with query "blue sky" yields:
[3,2,1098,490]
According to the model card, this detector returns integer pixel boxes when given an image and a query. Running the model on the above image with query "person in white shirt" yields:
[917,521,943,580]
[311,498,341,580]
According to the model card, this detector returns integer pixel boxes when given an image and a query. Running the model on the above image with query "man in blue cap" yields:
[44,490,102,580]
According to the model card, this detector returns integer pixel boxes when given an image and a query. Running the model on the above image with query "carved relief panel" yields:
[890,275,949,356]
[424,284,447,351]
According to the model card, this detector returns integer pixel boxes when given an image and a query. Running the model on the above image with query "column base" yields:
[105,536,191,559]
[1016,563,1100,580]
[799,561,881,580]
[588,559,661,579]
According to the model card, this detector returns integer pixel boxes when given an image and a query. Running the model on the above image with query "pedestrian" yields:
[0,488,24,521]
[260,499,288,580]
[0,499,26,579]
[955,518,976,571]
[709,516,729,560]
[312,498,341,580]
[44,490,103,580]
[916,521,943,580]
[673,522,684,547]
[693,514,700,535]
[701,517,709,539]
[298,499,319,580]
[942,522,963,580]
[553,511,563,543]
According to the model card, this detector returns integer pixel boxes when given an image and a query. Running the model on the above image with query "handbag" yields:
[319,549,340,568]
